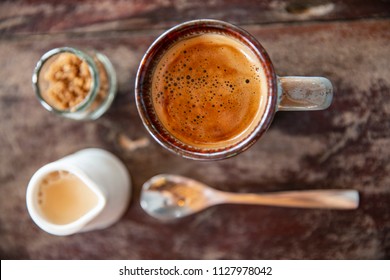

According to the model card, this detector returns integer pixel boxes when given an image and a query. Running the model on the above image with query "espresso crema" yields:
[152,33,268,148]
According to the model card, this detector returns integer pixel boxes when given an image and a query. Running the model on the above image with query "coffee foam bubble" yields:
[152,33,268,148]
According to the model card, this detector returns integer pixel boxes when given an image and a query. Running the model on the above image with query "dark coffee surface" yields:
[152,34,267,148]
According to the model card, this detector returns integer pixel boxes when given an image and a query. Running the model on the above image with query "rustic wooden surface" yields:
[0,0,390,259]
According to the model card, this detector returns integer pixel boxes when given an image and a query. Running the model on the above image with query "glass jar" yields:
[32,47,117,120]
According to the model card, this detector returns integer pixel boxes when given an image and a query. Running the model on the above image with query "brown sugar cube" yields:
[80,61,90,77]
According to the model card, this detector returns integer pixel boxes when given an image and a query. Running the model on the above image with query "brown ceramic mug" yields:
[135,19,333,160]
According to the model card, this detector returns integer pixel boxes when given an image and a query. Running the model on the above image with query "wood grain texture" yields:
[1,0,390,35]
[0,16,389,259]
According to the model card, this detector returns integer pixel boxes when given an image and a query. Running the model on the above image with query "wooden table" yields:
[1,0,389,259]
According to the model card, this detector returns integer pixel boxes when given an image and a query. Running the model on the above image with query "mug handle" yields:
[277,76,333,111]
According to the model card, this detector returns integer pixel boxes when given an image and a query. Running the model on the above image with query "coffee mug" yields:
[135,19,333,160]
[26,148,131,236]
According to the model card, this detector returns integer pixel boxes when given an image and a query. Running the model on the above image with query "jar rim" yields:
[32,47,100,115]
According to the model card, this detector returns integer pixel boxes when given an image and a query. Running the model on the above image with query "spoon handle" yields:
[217,190,359,209]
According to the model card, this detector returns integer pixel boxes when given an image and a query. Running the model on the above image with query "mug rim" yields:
[135,19,277,160]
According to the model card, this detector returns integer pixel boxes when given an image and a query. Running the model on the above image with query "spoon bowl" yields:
[140,174,213,221]
[140,174,359,221]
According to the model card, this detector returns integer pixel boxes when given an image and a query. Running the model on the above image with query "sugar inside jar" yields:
[32,47,117,120]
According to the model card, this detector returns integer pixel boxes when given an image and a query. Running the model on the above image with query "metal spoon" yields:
[140,174,359,221]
